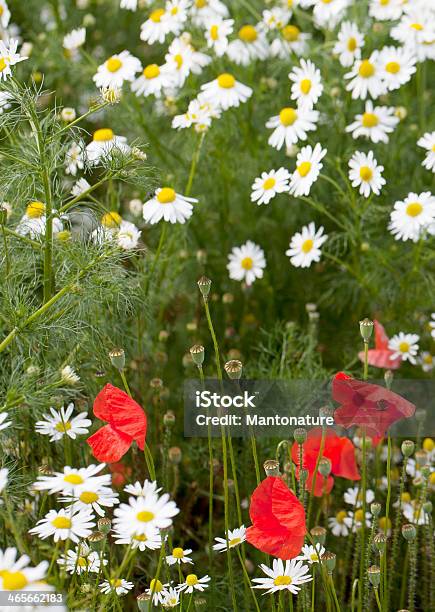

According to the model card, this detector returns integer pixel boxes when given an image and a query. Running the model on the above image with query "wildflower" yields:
[61,107,76,122]
[71,178,91,198]
[63,28,86,57]
[246,476,306,559]
[0,39,27,82]
[140,8,171,45]
[32,464,110,495]
[86,129,130,166]
[417,131,435,172]
[286,222,328,268]
[369,0,403,21]
[143,188,197,225]
[190,0,229,28]
[65,142,84,176]
[346,101,399,143]
[120,0,138,9]
[345,50,386,99]
[391,7,435,61]
[16,201,64,240]
[0,1,10,29]
[0,547,48,591]
[344,509,372,532]
[288,59,323,109]
[0,90,12,114]
[35,403,91,441]
[333,21,364,67]
[261,7,291,31]
[252,558,312,594]
[205,18,234,56]
[430,313,435,340]
[100,578,134,596]
[266,106,319,150]
[332,372,416,436]
[311,0,350,29]
[297,543,325,564]
[199,73,252,110]
[344,487,375,507]
[93,51,141,90]
[378,46,416,91]
[226,25,269,66]
[388,333,420,364]
[179,574,210,593]
[113,529,162,551]
[131,63,175,98]
[166,547,193,565]
[227,241,266,286]
[388,191,435,242]
[165,0,191,34]
[213,525,246,552]
[145,579,170,605]
[113,485,179,537]
[124,480,161,498]
[328,510,350,536]
[57,546,106,574]
[87,384,147,463]
[164,38,197,87]
[162,587,180,608]
[289,143,327,197]
[117,221,141,250]
[0,411,11,431]
[61,365,80,385]
[251,168,291,205]
[348,151,385,198]
[61,482,119,517]
[419,352,434,372]
[270,24,310,58]
[357,320,402,369]
[172,98,221,131]
[29,507,95,543]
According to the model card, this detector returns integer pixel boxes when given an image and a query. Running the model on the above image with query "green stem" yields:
[374,588,382,612]
[203,299,223,381]
[236,547,260,612]
[1,224,10,275]
[185,132,205,197]
[329,574,341,612]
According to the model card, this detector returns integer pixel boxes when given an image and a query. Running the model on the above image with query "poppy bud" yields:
[412,476,423,489]
[384,370,393,389]
[321,551,336,573]
[423,501,432,514]
[318,457,331,477]
[373,532,387,552]
[163,410,176,427]
[294,428,307,444]
[194,598,207,609]
[222,293,234,304]
[367,565,381,587]
[402,523,416,541]
[87,531,106,551]
[168,447,182,464]
[310,526,326,546]
[371,502,381,517]
[98,518,111,534]
[415,450,428,466]
[190,345,205,367]
[109,348,125,371]
[401,440,415,457]
[224,360,243,380]
[308,311,319,323]
[319,405,334,420]
[263,459,280,477]
[159,330,169,342]
[137,593,152,612]
[421,465,431,479]
[197,276,212,300]
[38,464,53,475]
[150,378,163,389]
[196,249,207,264]
[359,318,374,342]
[299,468,309,484]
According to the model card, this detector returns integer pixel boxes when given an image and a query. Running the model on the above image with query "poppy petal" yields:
[93,383,147,440]
[246,525,305,560]
[87,424,132,463]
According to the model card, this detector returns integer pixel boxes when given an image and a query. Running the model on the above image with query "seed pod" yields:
[87,531,106,551]
[263,459,280,477]
[373,532,387,552]
[136,593,152,612]
[311,526,326,546]
[359,318,374,342]
[401,440,415,457]
[98,517,111,534]
[319,457,332,477]
[197,276,212,300]
[109,348,125,371]
[371,502,381,517]
[163,410,176,427]
[321,551,336,573]
[367,565,381,587]
[415,450,428,466]
[294,428,307,444]
[401,523,416,541]
[168,447,182,464]
[224,360,243,380]
[190,345,205,367]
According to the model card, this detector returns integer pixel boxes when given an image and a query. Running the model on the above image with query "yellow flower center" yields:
[0,7,3,16]
[386,61,400,74]
[111,578,123,588]
[229,537,241,547]
[0,58,7,72]
[399,342,410,353]
[379,516,392,531]
[401,492,411,503]
[279,107,298,126]
[423,438,435,452]
[157,188,176,204]
[354,509,364,523]
[300,79,312,94]
[210,25,219,41]
[429,473,435,486]
[431,144,435,152]
[93,128,114,142]
[347,37,357,52]
[263,177,276,190]
[241,257,253,270]
[172,547,185,559]
[297,161,312,177]
[310,553,319,561]
[410,23,423,31]
[150,8,165,22]
[26,201,46,218]
[380,0,390,5]
[56,230,71,242]
[55,421,71,432]
[0,571,28,591]
[195,0,207,7]
[336,510,347,524]
[79,491,99,504]
[423,354,433,365]
[217,73,235,89]
[52,516,72,529]
[274,575,292,586]
[362,112,378,128]
[170,6,178,15]
[302,239,313,253]
[133,534,147,541]
[63,474,84,485]
[144,64,160,79]
[77,557,88,567]
[321,0,332,3]
[406,202,422,217]
[282,25,300,42]
[149,578,163,592]
[239,25,258,43]
[359,166,373,181]
[359,60,375,78]
[106,57,122,73]
[186,574,198,586]
[102,211,122,228]
[174,54,183,69]
[137,510,155,522]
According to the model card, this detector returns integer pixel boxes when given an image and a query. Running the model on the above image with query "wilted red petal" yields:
[93,383,147,441]
[305,471,334,497]
[357,321,402,369]
[87,424,132,463]
[246,524,305,560]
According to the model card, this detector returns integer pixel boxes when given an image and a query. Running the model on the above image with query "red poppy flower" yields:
[109,462,133,488]
[87,384,147,463]
[291,427,360,496]
[357,320,401,370]
[246,476,306,559]
[332,372,415,437]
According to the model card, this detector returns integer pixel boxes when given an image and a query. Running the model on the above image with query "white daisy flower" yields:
[261,7,291,31]
[251,168,291,205]
[0,411,11,431]
[204,18,234,56]
[227,241,266,286]
[328,510,350,536]
[35,403,91,441]
[0,39,28,82]
[378,46,416,91]
[419,351,434,372]
[199,73,252,110]
[172,98,221,131]
[0,90,12,114]
[286,222,328,268]
[213,525,246,552]
[388,332,420,364]
[417,131,435,172]
[226,25,269,66]
[391,8,435,61]
[29,507,95,543]
[344,487,375,507]
[165,0,191,35]
[343,510,372,532]
[60,365,80,385]
[312,0,350,30]
[124,480,162,498]
[289,143,327,197]
[345,52,386,100]
[164,38,196,87]
[266,106,319,150]
[61,482,119,517]
[190,0,229,28]
[100,578,134,596]
[388,191,435,242]
[288,59,323,109]
[430,313,435,340]
[57,546,106,574]
[146,578,170,605]
[32,464,110,495]
[346,101,399,143]
[140,8,172,44]
[297,543,325,564]
[166,546,193,565]
[65,142,84,176]
[113,488,179,537]
[143,187,197,225]
[93,51,141,90]
[117,220,141,250]
[369,0,403,21]
[333,21,364,68]
[0,1,11,29]
[269,25,310,59]
[86,129,130,166]
[402,501,429,525]
[179,573,210,594]
[162,587,180,608]
[120,0,138,9]
[0,547,48,591]
[63,28,86,55]
[15,202,64,240]
[348,150,386,198]
[188,41,212,74]
[131,63,175,98]
[252,558,312,595]
[0,468,8,495]
[113,529,162,551]
[71,178,91,198]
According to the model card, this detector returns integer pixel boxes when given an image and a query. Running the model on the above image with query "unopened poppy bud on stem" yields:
[98,517,111,534]
[197,276,212,300]
[109,348,125,371]
[321,551,336,573]
[311,526,326,545]
[163,410,176,427]
[263,459,280,477]
[136,593,152,612]
[415,450,428,466]
[359,318,374,342]
[87,531,106,551]
[402,523,416,541]
[373,532,387,551]
[423,501,432,514]
[319,457,331,477]
[224,360,243,380]
[190,344,205,367]
[401,440,415,457]
[294,427,307,444]
[371,502,381,517]
[420,465,431,479]
[168,446,182,464]
[367,565,381,587]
